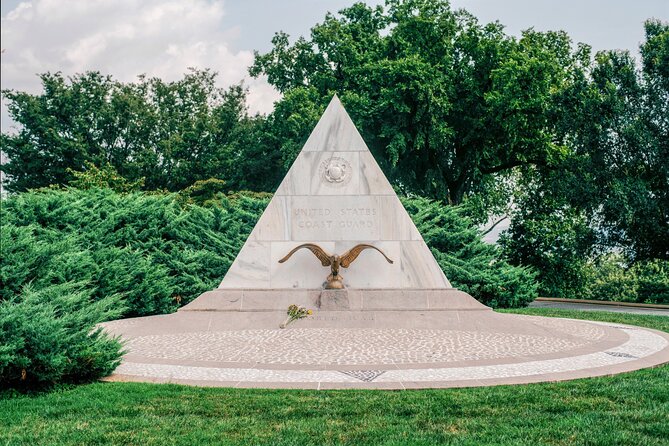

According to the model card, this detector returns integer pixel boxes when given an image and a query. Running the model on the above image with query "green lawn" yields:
[1,309,668,446]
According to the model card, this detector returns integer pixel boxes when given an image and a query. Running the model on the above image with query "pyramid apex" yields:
[324,93,344,112]
[300,92,366,153]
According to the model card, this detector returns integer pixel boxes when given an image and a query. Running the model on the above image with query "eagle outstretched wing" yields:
[340,244,394,268]
[278,243,333,266]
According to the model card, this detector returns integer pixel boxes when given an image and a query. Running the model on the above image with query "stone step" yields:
[180,288,489,312]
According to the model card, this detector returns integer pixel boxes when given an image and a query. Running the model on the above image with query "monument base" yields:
[180,288,489,313]
[168,288,491,330]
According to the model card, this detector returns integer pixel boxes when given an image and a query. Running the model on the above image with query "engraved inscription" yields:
[289,196,381,240]
[293,207,377,230]
[311,315,375,321]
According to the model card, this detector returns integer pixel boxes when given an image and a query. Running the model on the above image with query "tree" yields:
[1,70,271,192]
[250,0,589,208]
[514,20,668,262]
[501,20,668,296]
[499,186,597,298]
[595,20,669,260]
[68,161,144,192]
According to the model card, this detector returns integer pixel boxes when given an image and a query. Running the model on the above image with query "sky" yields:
[1,0,667,132]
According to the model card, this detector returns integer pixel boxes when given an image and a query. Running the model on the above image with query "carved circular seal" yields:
[320,157,352,187]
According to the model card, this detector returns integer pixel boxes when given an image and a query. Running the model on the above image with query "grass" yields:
[1,309,668,446]
[498,307,669,332]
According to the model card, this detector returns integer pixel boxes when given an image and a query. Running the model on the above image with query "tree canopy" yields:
[503,20,668,267]
[499,20,668,296]
[250,0,589,207]
[1,69,280,192]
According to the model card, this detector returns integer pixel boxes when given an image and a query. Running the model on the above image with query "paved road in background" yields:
[529,301,669,317]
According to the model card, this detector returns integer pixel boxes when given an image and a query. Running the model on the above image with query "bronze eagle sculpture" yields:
[278,243,394,289]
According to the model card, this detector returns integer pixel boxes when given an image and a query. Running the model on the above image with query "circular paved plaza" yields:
[101,311,669,389]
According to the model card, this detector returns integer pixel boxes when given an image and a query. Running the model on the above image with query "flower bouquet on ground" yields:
[280,304,313,328]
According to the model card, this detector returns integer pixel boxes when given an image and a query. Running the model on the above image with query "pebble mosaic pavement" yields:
[123,327,600,365]
[104,318,669,389]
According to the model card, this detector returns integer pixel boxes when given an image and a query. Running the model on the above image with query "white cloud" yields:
[0,0,280,132]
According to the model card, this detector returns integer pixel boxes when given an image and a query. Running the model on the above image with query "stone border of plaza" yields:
[102,320,669,390]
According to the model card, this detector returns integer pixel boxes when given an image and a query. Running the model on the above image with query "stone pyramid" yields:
[219,95,451,290]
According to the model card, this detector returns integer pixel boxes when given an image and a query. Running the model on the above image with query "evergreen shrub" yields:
[1,188,256,316]
[0,282,124,389]
[402,197,538,308]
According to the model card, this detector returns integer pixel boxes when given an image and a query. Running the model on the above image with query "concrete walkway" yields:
[529,301,669,317]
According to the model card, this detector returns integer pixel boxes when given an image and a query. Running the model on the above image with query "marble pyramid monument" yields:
[223,94,448,290]
[184,95,486,313]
